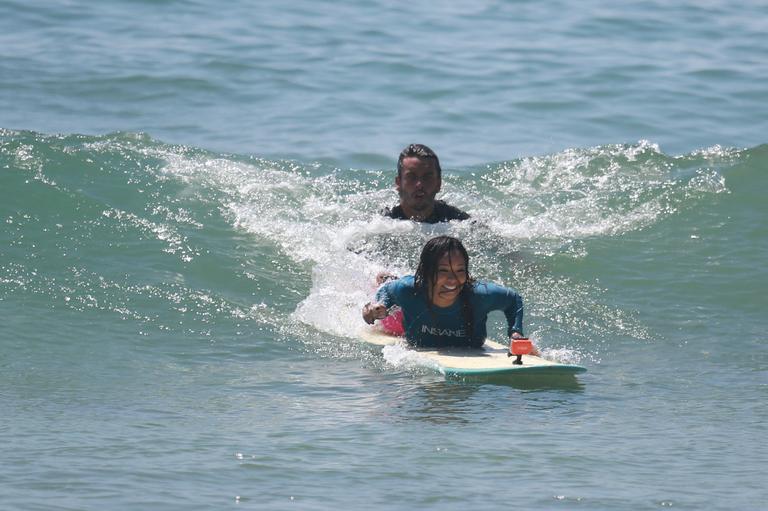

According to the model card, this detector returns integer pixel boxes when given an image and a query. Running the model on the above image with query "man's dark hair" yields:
[396,143,442,177]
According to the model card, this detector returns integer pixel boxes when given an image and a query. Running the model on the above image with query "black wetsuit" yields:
[383,200,470,224]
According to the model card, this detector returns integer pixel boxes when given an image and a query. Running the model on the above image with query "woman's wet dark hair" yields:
[414,236,479,346]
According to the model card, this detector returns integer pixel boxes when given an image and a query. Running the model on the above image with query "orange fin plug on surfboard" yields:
[508,338,533,365]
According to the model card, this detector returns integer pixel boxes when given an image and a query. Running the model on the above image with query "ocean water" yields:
[1,1,767,510]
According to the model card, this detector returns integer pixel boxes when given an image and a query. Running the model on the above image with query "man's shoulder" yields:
[382,201,470,223]
[431,201,470,222]
[382,204,407,220]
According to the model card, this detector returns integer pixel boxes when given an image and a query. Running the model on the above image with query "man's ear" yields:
[395,174,401,192]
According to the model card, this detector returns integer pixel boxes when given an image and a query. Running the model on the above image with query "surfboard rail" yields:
[359,329,587,378]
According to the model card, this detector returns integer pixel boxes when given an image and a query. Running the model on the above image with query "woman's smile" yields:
[431,250,467,307]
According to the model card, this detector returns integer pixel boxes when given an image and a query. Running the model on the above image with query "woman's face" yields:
[430,250,467,307]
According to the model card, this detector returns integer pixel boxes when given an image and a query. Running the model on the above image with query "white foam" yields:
[145,142,722,352]
[540,347,583,365]
[381,343,441,373]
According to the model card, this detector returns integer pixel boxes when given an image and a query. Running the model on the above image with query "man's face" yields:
[395,156,441,216]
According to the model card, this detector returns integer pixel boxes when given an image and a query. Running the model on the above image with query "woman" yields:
[362,236,533,351]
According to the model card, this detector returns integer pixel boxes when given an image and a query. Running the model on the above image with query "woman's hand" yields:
[362,302,388,324]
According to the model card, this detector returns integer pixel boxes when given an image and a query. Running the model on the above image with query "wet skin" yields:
[395,156,441,221]
[429,250,467,308]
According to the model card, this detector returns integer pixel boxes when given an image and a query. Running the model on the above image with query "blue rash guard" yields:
[375,275,523,348]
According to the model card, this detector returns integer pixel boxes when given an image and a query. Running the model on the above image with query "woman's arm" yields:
[362,278,399,324]
[501,288,524,338]
[478,281,540,354]
[500,290,539,355]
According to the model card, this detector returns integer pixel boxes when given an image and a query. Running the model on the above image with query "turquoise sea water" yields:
[2,2,767,510]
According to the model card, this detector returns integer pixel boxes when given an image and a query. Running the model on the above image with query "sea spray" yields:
[1,131,743,360]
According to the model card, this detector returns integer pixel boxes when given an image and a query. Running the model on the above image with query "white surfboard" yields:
[359,329,587,378]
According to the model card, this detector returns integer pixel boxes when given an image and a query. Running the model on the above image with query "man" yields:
[383,144,470,223]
